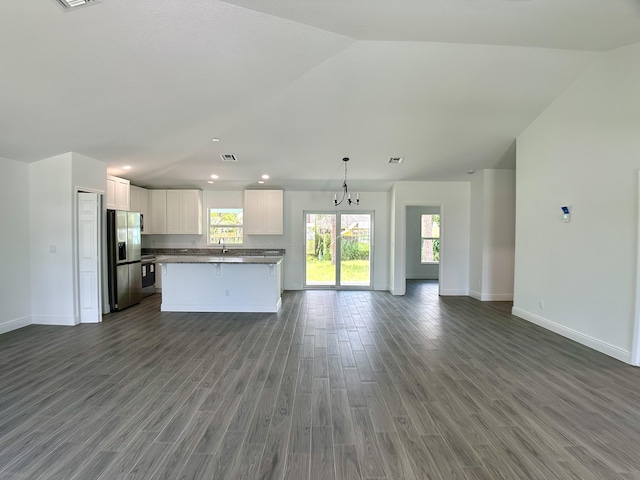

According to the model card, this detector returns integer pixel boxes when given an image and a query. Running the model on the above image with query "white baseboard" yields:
[161,298,282,314]
[511,307,632,364]
[470,291,513,301]
[0,315,31,335]
[32,314,78,326]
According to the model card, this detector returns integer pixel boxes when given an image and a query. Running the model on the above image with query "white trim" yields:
[512,307,632,364]
[406,274,439,280]
[0,316,31,335]
[32,314,78,326]
[161,298,281,313]
[631,170,640,366]
[470,291,513,301]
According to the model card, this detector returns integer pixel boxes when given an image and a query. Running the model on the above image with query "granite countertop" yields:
[143,248,285,256]
[156,255,283,265]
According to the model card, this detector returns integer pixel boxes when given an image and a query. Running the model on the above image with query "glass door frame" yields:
[303,210,374,290]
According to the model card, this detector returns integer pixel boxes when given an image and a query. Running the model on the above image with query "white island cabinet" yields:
[158,256,283,313]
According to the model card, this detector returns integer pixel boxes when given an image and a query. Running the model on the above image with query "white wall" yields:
[30,154,75,325]
[514,42,640,364]
[29,152,106,326]
[406,206,440,280]
[483,170,515,300]
[0,157,31,334]
[144,189,391,291]
[469,171,485,296]
[390,181,471,296]
[283,191,390,291]
[470,169,516,301]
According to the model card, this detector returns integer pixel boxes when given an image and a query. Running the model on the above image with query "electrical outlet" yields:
[539,300,544,309]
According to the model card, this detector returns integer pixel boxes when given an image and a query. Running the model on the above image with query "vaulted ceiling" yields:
[1,0,639,191]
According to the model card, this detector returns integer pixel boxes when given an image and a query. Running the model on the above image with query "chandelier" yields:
[333,157,360,206]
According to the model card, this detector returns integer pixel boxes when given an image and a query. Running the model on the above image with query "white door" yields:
[78,192,101,323]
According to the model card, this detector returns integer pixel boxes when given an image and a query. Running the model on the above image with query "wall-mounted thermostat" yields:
[561,206,570,223]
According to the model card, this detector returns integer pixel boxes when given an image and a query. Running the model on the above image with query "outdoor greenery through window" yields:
[209,208,243,245]
[421,214,440,263]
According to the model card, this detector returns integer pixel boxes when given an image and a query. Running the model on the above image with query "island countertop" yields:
[156,255,283,265]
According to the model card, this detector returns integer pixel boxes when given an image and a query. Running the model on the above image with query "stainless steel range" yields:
[141,254,156,297]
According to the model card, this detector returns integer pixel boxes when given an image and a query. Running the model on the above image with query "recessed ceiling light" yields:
[210,174,219,179]
[123,165,132,170]
[207,181,214,184]
[467,169,475,174]
[261,174,270,180]
[388,157,404,164]
[212,138,220,142]
[258,181,265,184]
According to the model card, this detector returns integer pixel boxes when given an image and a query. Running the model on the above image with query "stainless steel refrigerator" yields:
[107,210,142,311]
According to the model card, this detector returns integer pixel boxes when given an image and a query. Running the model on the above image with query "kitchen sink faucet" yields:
[218,238,229,253]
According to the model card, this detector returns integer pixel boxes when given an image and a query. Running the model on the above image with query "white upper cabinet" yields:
[244,189,284,235]
[129,185,150,234]
[148,190,167,234]
[166,190,203,235]
[147,189,202,235]
[106,175,130,211]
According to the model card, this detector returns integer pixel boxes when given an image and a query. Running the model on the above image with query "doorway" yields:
[403,204,443,296]
[304,212,373,289]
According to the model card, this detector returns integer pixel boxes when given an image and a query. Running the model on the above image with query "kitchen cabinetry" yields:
[244,189,283,235]
[167,190,203,234]
[147,189,202,235]
[106,175,130,211]
[148,190,167,234]
[129,186,150,234]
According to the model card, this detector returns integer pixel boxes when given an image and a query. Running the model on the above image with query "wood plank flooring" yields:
[1,280,640,479]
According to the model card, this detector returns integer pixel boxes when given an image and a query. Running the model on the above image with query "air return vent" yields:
[53,0,100,11]
[388,157,404,164]
[220,154,238,162]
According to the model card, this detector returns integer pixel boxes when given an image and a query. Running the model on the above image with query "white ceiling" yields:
[1,0,638,191]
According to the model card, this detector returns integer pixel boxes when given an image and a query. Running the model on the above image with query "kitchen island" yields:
[157,255,283,313]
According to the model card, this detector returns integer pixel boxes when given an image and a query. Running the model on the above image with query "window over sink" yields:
[208,208,243,245]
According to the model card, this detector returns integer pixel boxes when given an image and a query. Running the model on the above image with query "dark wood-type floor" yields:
[1,281,640,480]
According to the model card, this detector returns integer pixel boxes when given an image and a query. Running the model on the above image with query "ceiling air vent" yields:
[389,157,404,164]
[220,154,238,162]
[53,0,101,11]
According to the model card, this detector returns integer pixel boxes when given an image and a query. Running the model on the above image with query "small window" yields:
[421,214,440,263]
[209,208,243,245]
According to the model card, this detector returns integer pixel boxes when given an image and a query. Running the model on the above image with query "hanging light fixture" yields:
[334,157,360,206]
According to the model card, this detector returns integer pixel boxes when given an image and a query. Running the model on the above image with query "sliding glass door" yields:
[304,212,373,288]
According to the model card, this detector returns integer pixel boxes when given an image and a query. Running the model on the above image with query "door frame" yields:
[302,210,375,290]
[401,203,445,296]
[73,188,104,323]
[631,170,640,366]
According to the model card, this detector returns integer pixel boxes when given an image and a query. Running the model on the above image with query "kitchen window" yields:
[208,208,243,245]
[421,214,440,263]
